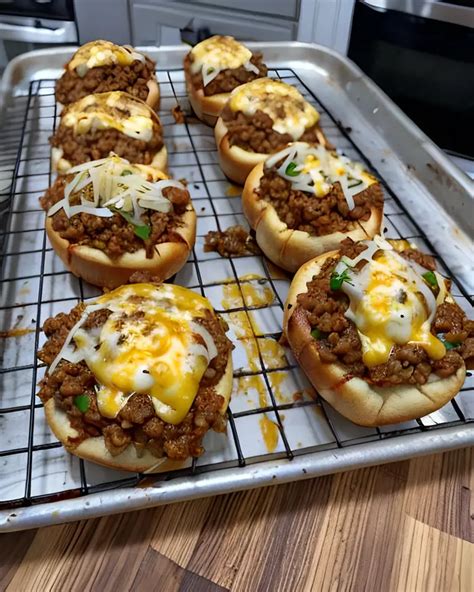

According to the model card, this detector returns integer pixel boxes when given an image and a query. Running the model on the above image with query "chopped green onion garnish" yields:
[330,269,353,291]
[74,394,90,413]
[439,335,461,350]
[285,162,300,177]
[134,224,151,240]
[445,341,461,350]
[121,169,133,176]
[348,179,363,189]
[311,328,323,340]
[422,271,438,288]
[113,208,151,241]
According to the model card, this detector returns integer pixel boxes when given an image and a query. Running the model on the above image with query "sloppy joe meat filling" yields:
[50,124,163,167]
[296,239,474,386]
[221,106,325,154]
[257,168,383,236]
[185,53,267,96]
[37,304,232,460]
[40,176,191,259]
[56,57,156,105]
[204,225,261,257]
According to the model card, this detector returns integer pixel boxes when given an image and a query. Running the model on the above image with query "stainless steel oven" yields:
[347,0,474,160]
[0,0,77,69]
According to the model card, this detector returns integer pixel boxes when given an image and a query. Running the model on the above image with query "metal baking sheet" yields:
[0,43,472,532]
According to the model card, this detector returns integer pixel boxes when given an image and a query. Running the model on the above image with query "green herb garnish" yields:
[311,328,323,340]
[439,335,461,350]
[121,169,133,176]
[134,224,152,240]
[74,394,90,413]
[330,268,353,291]
[422,271,438,288]
[113,208,151,241]
[348,179,363,189]
[285,162,300,177]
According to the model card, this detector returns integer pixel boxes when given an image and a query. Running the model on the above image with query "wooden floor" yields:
[1,448,472,592]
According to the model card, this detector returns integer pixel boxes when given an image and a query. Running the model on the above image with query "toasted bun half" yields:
[215,118,331,186]
[145,76,160,111]
[215,118,268,185]
[43,355,233,473]
[284,251,466,426]
[52,144,168,175]
[184,66,228,126]
[45,206,196,289]
[242,162,383,272]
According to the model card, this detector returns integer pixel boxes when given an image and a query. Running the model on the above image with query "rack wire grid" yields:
[0,67,473,511]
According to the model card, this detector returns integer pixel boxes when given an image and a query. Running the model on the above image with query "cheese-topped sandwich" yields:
[242,142,383,271]
[184,35,267,126]
[56,40,160,109]
[40,154,195,288]
[284,236,473,426]
[50,91,166,173]
[37,283,233,472]
[215,79,330,184]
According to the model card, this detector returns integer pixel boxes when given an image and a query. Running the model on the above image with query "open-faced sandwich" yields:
[184,35,267,126]
[284,236,473,426]
[215,78,330,185]
[243,142,383,271]
[55,40,160,109]
[40,155,195,289]
[37,283,233,472]
[50,91,166,173]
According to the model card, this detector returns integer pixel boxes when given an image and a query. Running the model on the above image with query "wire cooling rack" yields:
[0,67,473,512]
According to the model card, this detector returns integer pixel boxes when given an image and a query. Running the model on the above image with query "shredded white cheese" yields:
[47,154,185,223]
[266,142,377,211]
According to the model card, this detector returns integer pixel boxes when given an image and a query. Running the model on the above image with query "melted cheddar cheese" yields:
[70,284,216,424]
[342,249,446,368]
[62,91,154,141]
[190,35,252,75]
[301,152,376,197]
[229,78,319,139]
[68,40,145,76]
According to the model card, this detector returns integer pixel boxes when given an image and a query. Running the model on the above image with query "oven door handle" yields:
[0,20,77,43]
[359,0,474,29]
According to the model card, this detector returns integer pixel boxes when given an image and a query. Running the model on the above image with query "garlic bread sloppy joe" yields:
[55,40,160,109]
[37,283,233,472]
[184,35,267,126]
[284,236,473,426]
[50,91,166,173]
[40,155,195,288]
[215,78,330,184]
[243,142,383,271]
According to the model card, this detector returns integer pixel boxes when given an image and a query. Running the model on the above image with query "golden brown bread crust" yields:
[215,118,332,186]
[145,77,160,111]
[283,251,466,426]
[43,355,233,473]
[45,207,196,289]
[184,66,228,126]
[214,117,269,185]
[242,162,383,272]
[52,144,168,175]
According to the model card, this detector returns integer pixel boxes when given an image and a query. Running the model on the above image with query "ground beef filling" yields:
[221,106,325,154]
[295,239,473,386]
[257,168,383,235]
[204,225,261,257]
[50,124,163,167]
[40,177,191,259]
[185,53,267,96]
[37,304,232,460]
[55,58,156,105]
